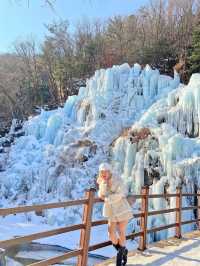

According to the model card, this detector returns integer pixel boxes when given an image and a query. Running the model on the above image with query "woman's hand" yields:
[99,195,105,200]
[97,176,111,186]
[97,177,103,184]
[107,178,112,188]
[127,195,136,205]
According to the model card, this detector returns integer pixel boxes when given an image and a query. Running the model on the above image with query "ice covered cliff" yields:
[1,62,198,240]
[110,72,200,240]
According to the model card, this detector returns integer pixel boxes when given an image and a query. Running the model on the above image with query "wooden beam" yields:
[28,249,82,266]
[181,219,200,225]
[148,208,178,216]
[182,193,197,197]
[175,187,182,238]
[77,188,95,266]
[0,199,87,217]
[91,219,108,226]
[148,193,177,198]
[89,240,112,251]
[182,206,197,211]
[198,189,200,230]
[93,194,142,203]
[0,224,84,248]
[138,186,149,251]
[147,223,177,233]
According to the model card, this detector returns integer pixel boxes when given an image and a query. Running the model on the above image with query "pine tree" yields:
[188,21,200,74]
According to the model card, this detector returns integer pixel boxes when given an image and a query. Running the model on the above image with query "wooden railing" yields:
[0,186,200,266]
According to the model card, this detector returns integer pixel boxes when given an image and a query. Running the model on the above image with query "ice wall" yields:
[23,63,180,145]
[0,63,181,232]
[110,73,200,241]
[168,73,200,138]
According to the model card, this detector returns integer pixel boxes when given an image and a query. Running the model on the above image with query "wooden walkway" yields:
[95,230,200,266]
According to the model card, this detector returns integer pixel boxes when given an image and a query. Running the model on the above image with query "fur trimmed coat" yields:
[97,175,133,222]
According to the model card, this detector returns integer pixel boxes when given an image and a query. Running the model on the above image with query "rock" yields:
[76,154,88,163]
[157,114,166,124]
[13,131,25,138]
[14,124,23,131]
[2,140,11,148]
[120,127,131,137]
[54,164,65,176]
[130,128,151,143]
[76,139,93,147]
[149,168,161,180]
[89,144,97,156]
[35,210,45,217]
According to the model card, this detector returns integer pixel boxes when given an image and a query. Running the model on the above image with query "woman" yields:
[97,162,133,266]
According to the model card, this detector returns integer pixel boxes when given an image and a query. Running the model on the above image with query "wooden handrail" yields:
[126,231,143,240]
[91,219,108,226]
[93,197,104,203]
[182,193,200,197]
[148,208,178,216]
[0,199,88,216]
[93,194,142,203]
[181,219,200,225]
[147,223,178,233]
[0,188,200,265]
[88,240,113,252]
[197,189,200,229]
[28,249,82,266]
[133,212,144,218]
[88,231,144,252]
[138,186,149,251]
[182,206,198,211]
[0,223,84,248]
[148,193,177,198]
[78,188,95,266]
[175,187,182,238]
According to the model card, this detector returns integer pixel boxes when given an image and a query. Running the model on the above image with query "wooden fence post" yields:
[77,188,95,266]
[138,186,149,251]
[197,189,200,230]
[0,248,5,266]
[175,186,182,238]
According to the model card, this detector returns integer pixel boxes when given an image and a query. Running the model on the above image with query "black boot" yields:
[122,247,128,266]
[116,245,128,266]
[113,240,120,251]
[116,246,123,266]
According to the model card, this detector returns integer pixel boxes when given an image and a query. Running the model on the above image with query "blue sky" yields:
[0,0,148,53]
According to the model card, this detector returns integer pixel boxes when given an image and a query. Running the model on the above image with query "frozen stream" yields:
[1,243,108,265]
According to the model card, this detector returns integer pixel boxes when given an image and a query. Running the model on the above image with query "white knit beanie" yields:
[99,162,112,172]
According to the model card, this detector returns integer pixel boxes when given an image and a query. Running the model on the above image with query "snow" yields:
[1,63,200,256]
[97,231,200,266]
[0,215,137,259]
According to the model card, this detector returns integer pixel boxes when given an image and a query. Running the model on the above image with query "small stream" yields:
[0,243,108,266]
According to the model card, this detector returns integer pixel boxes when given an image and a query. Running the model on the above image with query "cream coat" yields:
[98,175,133,222]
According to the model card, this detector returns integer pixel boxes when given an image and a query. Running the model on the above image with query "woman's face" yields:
[100,170,110,180]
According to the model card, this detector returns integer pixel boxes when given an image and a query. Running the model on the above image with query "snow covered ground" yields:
[96,230,200,266]
[0,216,137,257]
[0,214,138,262]
[0,215,138,265]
